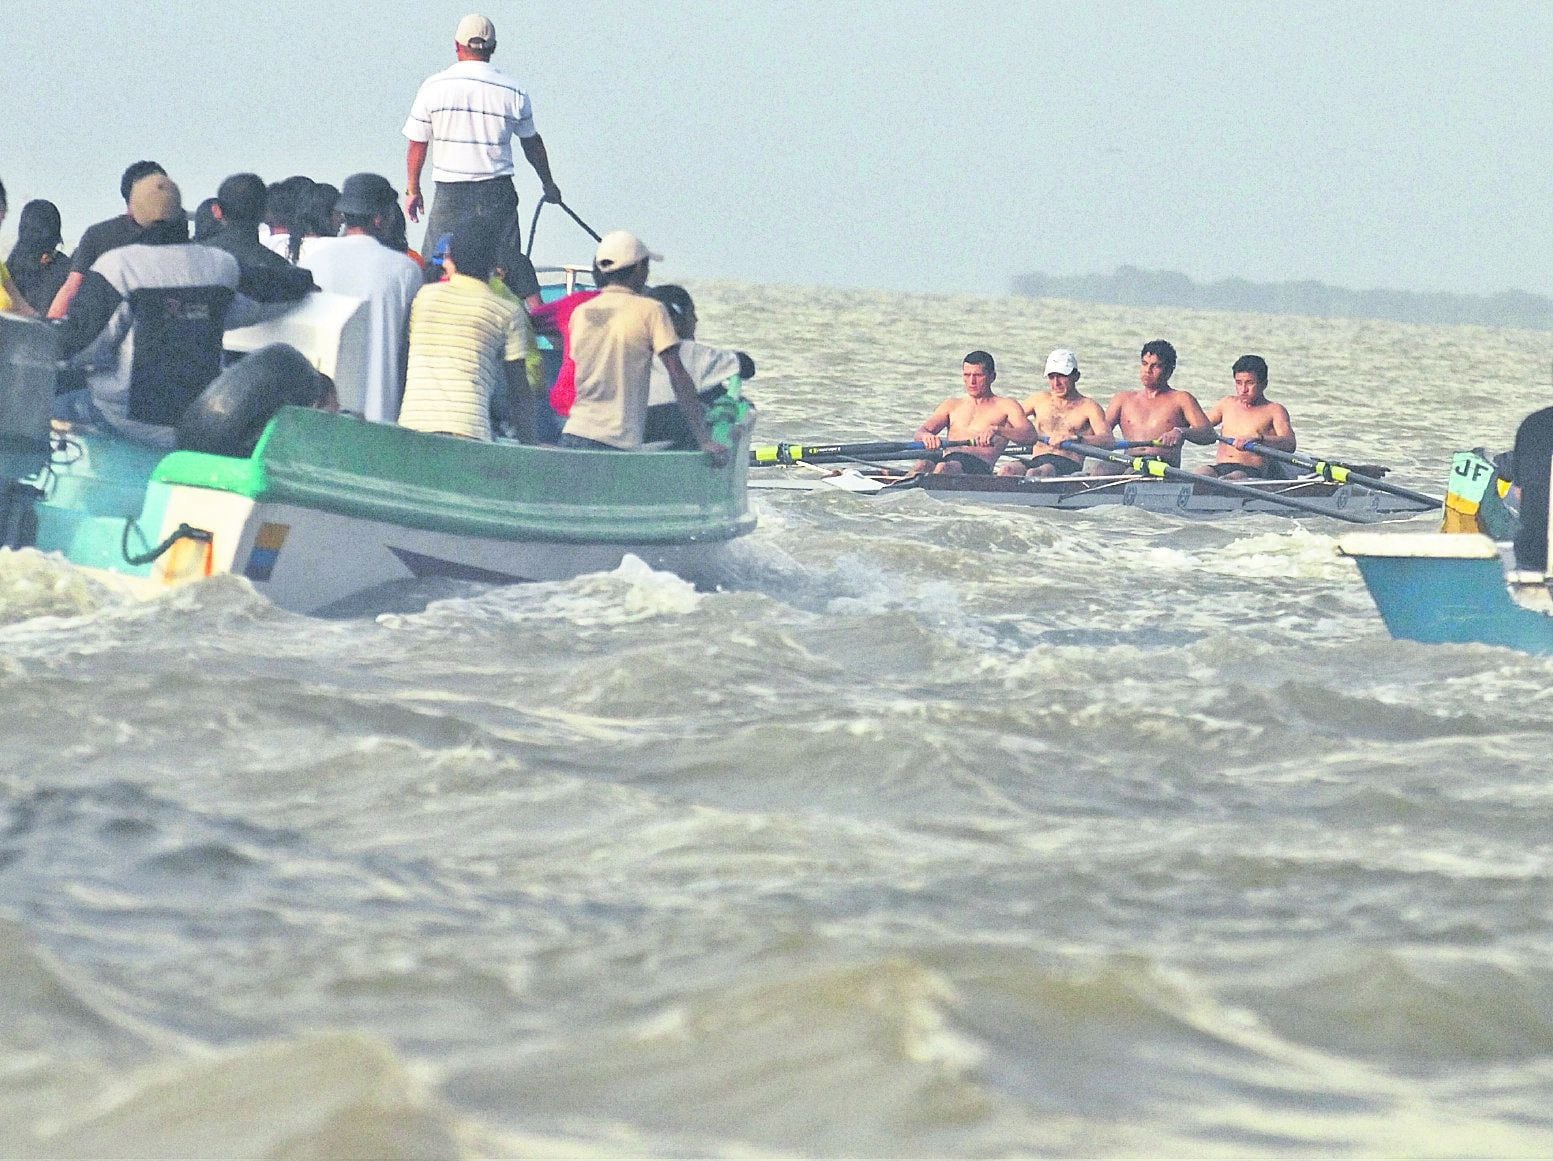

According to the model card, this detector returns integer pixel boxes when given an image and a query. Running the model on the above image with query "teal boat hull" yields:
[21,406,756,613]
[1338,531,1553,651]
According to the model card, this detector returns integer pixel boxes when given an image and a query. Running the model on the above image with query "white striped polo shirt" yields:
[399,273,530,441]
[402,60,537,183]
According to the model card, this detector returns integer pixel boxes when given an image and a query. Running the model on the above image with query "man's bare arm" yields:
[520,135,562,203]
[405,140,430,222]
[914,400,954,448]
[1262,403,1296,452]
[47,270,84,320]
[1178,393,1219,444]
[661,345,728,466]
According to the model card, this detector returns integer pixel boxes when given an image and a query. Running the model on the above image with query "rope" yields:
[121,521,212,567]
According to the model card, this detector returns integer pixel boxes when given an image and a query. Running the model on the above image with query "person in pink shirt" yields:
[528,286,599,439]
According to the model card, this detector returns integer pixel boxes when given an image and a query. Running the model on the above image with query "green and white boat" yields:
[1,311,755,615]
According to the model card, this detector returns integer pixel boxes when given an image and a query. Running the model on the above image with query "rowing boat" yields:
[751,464,1436,520]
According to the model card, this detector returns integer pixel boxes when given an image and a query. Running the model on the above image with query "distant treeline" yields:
[1011,265,1553,330]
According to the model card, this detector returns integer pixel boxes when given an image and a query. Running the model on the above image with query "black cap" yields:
[335,173,397,216]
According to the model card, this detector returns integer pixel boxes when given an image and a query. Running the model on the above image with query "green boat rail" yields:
[151,405,756,546]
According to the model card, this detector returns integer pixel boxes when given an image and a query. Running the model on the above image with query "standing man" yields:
[402,14,562,259]
[911,351,1036,476]
[1103,339,1216,468]
[1198,354,1296,480]
[560,230,728,465]
[299,173,423,423]
[999,349,1112,477]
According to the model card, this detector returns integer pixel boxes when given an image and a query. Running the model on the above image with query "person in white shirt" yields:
[643,285,756,449]
[402,14,562,262]
[299,173,423,423]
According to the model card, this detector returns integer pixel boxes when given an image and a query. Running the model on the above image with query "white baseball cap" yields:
[455,14,496,49]
[1045,349,1079,375]
[594,230,662,272]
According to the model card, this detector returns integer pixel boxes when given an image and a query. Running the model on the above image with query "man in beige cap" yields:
[560,231,729,465]
[403,14,562,261]
[57,173,260,446]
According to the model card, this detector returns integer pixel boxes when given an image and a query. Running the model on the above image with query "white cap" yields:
[455,14,496,49]
[594,229,662,272]
[1045,348,1079,375]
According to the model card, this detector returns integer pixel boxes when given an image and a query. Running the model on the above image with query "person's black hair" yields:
[341,211,379,234]
[290,183,339,262]
[647,284,695,330]
[382,201,411,254]
[216,173,267,224]
[1232,354,1268,387]
[448,227,498,281]
[193,197,223,242]
[0,177,7,215]
[964,350,996,374]
[594,258,646,288]
[119,161,166,203]
[1141,339,1177,375]
[9,199,62,259]
[264,175,313,230]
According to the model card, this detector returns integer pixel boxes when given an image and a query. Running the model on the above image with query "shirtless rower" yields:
[912,350,1036,475]
[1197,354,1295,480]
[1102,339,1216,469]
[997,348,1112,477]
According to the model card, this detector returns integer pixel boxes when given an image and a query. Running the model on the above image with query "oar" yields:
[751,439,976,466]
[751,437,1159,468]
[1219,439,1442,507]
[1052,438,1373,523]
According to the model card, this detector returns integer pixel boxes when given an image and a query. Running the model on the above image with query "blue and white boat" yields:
[1336,530,1553,651]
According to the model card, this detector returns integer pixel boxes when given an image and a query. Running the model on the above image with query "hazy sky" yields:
[5,1,1552,298]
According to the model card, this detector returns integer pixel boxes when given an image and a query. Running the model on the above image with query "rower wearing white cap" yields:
[402,14,562,258]
[998,349,1113,477]
[559,231,730,466]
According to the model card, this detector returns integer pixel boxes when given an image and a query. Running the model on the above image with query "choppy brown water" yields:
[3,285,1553,1157]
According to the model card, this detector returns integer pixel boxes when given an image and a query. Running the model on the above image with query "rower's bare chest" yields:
[951,397,1009,428]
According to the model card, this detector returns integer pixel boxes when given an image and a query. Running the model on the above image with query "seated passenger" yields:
[0,181,40,319]
[56,175,262,447]
[559,231,727,463]
[5,198,70,316]
[912,350,1035,476]
[47,160,164,319]
[298,173,422,422]
[997,349,1111,477]
[397,227,531,442]
[193,197,224,242]
[643,284,754,449]
[206,173,315,304]
[530,282,600,440]
[1196,354,1295,480]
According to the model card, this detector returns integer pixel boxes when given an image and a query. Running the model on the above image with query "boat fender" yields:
[176,343,328,458]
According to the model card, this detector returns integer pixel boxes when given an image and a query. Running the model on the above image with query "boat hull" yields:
[1337,531,1553,650]
[754,468,1434,520]
[26,407,755,614]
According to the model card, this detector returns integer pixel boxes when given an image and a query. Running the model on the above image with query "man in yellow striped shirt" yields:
[398,228,531,441]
